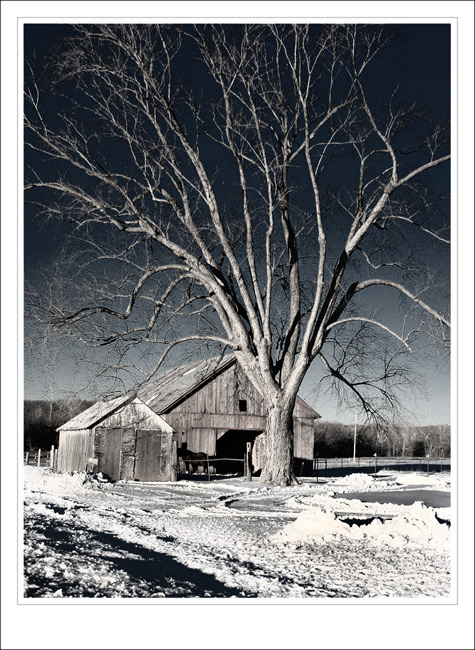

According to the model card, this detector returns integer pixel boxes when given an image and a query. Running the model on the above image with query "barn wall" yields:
[163,412,267,435]
[134,430,177,482]
[56,429,94,473]
[169,364,267,416]
[294,418,314,461]
[187,428,217,455]
[94,426,177,482]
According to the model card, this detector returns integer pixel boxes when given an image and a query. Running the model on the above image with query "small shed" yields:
[56,396,177,481]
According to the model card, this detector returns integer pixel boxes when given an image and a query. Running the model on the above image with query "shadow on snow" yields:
[24,511,253,598]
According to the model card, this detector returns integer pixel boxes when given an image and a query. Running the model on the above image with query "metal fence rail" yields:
[313,456,451,475]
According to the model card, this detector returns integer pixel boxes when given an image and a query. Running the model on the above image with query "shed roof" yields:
[57,394,132,431]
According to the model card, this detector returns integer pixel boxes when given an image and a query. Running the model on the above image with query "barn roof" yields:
[137,353,320,418]
[58,354,320,429]
[137,354,235,414]
[295,396,320,419]
[57,394,132,431]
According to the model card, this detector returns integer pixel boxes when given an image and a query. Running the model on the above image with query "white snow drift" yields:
[23,466,451,599]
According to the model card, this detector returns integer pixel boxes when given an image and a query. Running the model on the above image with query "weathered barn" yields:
[56,354,320,480]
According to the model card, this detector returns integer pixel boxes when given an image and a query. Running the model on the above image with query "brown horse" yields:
[178,448,209,473]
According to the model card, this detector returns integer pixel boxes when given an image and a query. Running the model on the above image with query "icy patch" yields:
[272,501,450,549]
[180,505,210,516]
[392,472,451,490]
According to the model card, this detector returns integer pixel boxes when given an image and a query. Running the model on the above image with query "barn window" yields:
[239,399,247,412]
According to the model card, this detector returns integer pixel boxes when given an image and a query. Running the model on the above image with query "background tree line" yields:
[24,399,93,452]
[314,420,450,459]
[24,398,450,460]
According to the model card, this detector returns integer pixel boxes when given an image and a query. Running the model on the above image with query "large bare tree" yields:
[25,24,450,485]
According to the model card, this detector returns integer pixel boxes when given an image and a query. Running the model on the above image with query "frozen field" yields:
[23,466,451,599]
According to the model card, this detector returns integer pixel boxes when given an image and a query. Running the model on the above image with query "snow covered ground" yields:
[23,466,451,599]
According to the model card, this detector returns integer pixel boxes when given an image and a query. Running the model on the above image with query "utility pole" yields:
[353,412,357,463]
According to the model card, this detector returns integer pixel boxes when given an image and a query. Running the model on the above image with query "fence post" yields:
[25,452,29,465]
[37,449,41,468]
[50,445,55,468]
[53,448,58,472]
[246,442,252,481]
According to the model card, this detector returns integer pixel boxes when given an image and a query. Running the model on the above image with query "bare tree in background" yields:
[25,24,450,485]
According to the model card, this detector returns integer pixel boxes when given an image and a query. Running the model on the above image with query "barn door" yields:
[134,430,171,482]
[96,428,123,481]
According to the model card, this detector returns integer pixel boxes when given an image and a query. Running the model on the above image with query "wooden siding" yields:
[293,419,314,461]
[252,433,266,470]
[163,412,267,436]
[56,429,94,473]
[119,428,136,480]
[187,428,217,455]
[161,362,316,465]
[168,364,267,417]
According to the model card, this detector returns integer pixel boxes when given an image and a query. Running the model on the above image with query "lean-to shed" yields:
[57,354,320,480]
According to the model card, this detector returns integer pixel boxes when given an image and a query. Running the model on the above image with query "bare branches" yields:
[25,23,450,422]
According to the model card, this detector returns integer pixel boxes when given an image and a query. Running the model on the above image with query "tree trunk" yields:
[260,400,298,486]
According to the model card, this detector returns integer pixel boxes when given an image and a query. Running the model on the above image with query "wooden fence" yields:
[24,446,58,470]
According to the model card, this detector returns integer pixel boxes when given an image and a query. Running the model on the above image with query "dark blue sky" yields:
[23,22,451,268]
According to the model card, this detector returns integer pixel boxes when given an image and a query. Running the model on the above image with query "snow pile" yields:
[272,501,450,549]
[25,465,107,491]
[330,473,393,493]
